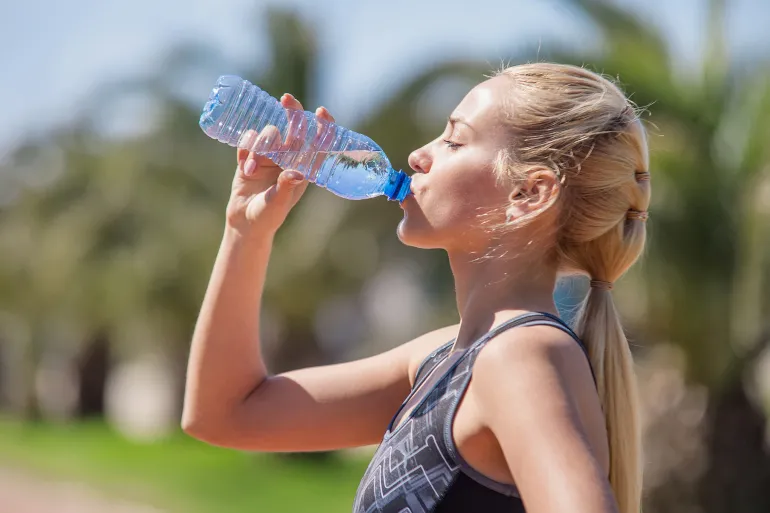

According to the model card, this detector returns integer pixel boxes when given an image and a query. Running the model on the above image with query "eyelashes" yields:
[443,139,462,150]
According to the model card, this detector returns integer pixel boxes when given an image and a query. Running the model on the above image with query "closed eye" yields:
[443,139,462,150]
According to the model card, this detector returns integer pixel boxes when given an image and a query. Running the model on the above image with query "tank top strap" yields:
[464,311,592,375]
[523,311,587,350]
[413,312,585,389]
[466,312,556,353]
[412,338,454,388]
[513,312,596,385]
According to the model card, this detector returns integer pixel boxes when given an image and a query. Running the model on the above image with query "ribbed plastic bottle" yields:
[199,75,411,202]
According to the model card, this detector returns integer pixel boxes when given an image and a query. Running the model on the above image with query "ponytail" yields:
[574,285,642,513]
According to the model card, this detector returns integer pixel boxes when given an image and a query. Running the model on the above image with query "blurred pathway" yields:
[0,466,167,513]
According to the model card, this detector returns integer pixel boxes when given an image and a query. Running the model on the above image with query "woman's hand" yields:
[225,93,336,237]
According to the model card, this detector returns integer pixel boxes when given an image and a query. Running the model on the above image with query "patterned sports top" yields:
[352,312,592,513]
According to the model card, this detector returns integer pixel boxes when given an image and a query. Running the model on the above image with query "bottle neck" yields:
[384,169,411,202]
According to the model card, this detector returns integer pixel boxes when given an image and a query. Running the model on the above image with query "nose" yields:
[408,146,431,174]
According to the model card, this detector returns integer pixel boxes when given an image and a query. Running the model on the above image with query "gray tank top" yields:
[352,312,593,513]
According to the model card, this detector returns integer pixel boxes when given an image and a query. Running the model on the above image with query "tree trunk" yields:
[20,333,42,422]
[76,330,110,418]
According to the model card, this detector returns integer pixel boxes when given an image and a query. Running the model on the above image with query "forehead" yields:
[452,76,510,128]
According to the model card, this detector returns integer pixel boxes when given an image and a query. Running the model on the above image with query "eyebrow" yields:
[448,116,474,131]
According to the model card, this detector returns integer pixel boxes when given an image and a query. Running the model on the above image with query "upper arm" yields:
[205,324,459,452]
[472,327,616,513]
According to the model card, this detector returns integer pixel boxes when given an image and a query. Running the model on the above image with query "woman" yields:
[182,63,650,513]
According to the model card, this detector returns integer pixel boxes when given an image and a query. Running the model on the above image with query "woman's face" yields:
[398,77,513,252]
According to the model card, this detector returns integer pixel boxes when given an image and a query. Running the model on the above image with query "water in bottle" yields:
[199,75,411,202]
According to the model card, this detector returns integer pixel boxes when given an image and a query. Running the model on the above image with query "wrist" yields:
[223,224,275,250]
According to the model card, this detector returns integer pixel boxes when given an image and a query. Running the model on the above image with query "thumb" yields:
[267,170,306,205]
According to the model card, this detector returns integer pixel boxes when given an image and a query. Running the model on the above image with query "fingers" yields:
[281,95,338,179]
[264,169,306,205]
[254,125,282,154]
[236,93,302,161]
[282,95,336,152]
[236,130,256,163]
[280,93,303,111]
[315,106,335,124]
[300,106,335,178]
[235,94,339,179]
[312,106,337,151]
[282,94,308,152]
[241,126,282,177]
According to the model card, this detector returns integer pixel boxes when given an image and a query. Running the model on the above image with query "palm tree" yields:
[0,7,489,420]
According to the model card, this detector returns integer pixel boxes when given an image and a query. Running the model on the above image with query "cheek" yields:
[403,185,499,253]
[420,164,504,222]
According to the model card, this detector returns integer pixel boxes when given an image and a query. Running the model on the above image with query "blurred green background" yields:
[1,0,769,511]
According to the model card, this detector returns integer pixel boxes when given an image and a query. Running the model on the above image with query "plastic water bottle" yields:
[199,75,411,202]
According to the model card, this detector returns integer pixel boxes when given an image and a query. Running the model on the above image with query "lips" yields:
[401,181,420,208]
[407,175,420,196]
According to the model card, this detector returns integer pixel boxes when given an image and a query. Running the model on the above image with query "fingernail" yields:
[244,159,256,176]
[286,170,304,182]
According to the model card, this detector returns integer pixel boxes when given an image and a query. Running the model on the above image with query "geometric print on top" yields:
[352,312,588,513]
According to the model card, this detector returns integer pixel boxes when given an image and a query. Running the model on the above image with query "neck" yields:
[447,247,559,349]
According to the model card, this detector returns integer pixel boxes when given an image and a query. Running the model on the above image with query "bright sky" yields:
[2,0,769,157]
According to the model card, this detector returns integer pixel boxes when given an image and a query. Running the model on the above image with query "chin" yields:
[396,216,444,249]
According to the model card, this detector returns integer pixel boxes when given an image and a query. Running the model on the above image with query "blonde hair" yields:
[495,63,650,513]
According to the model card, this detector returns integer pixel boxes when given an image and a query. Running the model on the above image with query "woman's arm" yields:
[182,94,460,451]
[182,225,451,451]
[182,228,455,451]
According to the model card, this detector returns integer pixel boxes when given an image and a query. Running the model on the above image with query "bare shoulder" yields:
[474,324,592,386]
[470,324,597,423]
[402,323,460,387]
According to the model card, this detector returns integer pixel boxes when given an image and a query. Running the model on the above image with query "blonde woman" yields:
[183,63,651,513]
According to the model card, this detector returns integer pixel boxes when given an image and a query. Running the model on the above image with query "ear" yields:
[505,166,560,221]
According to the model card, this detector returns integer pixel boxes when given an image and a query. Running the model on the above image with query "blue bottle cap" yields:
[384,170,411,202]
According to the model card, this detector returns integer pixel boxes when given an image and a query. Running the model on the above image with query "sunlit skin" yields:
[400,77,567,350]
[399,77,512,252]
[183,76,618,513]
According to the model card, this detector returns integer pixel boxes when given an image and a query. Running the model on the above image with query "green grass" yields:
[0,418,370,513]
